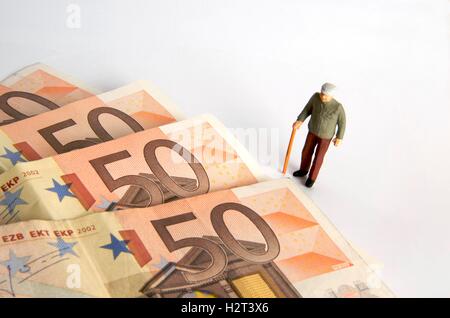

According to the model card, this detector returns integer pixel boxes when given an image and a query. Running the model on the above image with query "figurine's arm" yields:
[333,107,346,147]
[293,95,314,129]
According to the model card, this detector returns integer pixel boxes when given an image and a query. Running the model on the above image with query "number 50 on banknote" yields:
[0,179,393,298]
[0,115,265,225]
[0,80,184,173]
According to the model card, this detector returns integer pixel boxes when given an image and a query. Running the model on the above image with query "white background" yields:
[0,0,449,297]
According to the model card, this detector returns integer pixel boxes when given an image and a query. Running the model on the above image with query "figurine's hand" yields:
[333,138,342,147]
[293,121,302,130]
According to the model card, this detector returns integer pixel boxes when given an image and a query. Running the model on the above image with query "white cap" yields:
[321,82,336,96]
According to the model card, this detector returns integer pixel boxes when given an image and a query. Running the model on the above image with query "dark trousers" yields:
[299,132,331,181]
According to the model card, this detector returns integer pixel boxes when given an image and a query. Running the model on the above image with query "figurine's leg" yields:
[308,137,332,181]
[299,132,317,174]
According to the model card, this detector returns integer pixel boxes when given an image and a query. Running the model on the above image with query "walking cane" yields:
[282,127,297,175]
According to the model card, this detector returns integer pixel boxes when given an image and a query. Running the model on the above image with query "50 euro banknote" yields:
[0,179,393,298]
[0,63,97,125]
[0,115,265,225]
[0,80,184,173]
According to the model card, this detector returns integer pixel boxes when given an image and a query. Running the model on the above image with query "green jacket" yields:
[297,93,346,140]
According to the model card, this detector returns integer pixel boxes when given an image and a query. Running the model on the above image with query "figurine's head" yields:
[320,82,336,102]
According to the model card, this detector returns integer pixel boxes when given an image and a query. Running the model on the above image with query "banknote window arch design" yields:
[140,236,301,298]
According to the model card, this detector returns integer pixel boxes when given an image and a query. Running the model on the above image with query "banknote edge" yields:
[231,177,383,266]
[194,113,270,183]
[0,62,100,94]
[99,80,185,121]
[278,179,395,296]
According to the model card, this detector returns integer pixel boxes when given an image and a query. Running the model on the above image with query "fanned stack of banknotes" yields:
[0,64,393,298]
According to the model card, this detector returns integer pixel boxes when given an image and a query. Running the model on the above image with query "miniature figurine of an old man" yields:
[292,83,346,188]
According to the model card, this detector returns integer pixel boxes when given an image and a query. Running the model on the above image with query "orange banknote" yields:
[0,179,393,297]
[0,115,265,224]
[0,63,96,125]
[0,80,183,173]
